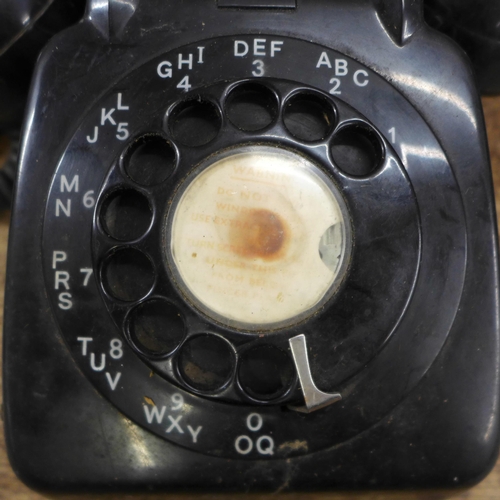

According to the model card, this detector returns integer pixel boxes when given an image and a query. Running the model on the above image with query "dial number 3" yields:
[252,60,264,77]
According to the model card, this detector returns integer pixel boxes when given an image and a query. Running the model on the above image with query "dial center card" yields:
[168,146,350,329]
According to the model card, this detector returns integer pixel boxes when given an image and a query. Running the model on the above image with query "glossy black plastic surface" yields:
[0,0,86,133]
[3,0,499,493]
[425,0,500,94]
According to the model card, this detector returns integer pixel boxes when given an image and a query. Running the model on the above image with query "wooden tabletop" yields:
[1,98,500,499]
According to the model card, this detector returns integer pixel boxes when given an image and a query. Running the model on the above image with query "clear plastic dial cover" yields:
[168,146,350,330]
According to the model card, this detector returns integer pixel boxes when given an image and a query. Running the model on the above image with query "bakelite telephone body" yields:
[3,0,500,492]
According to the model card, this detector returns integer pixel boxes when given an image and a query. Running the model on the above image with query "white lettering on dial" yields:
[316,53,348,75]
[77,337,92,356]
[87,126,98,143]
[252,60,264,77]
[52,251,72,309]
[55,271,70,290]
[55,199,71,217]
[80,268,93,286]
[145,405,166,424]
[101,108,116,126]
[178,53,193,70]
[116,123,129,140]
[90,353,106,371]
[106,372,122,390]
[117,93,129,110]
[235,435,253,455]
[157,61,172,78]
[176,76,192,92]
[143,393,202,443]
[76,338,123,391]
[235,413,274,456]
[171,393,184,410]
[335,59,348,76]
[316,51,331,68]
[52,251,67,269]
[234,39,284,78]
[60,175,79,193]
[316,51,371,91]
[354,69,369,87]
[86,93,130,144]
[234,40,249,57]
[197,46,205,64]
[329,78,341,95]
[389,127,396,144]
[83,191,95,208]
[109,339,123,360]
[56,175,96,216]
[157,49,204,92]
[166,415,184,434]
[187,425,202,443]
[246,413,263,432]
[234,39,283,57]
[58,293,72,310]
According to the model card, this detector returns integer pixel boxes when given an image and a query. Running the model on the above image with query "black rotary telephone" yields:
[3,0,500,493]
